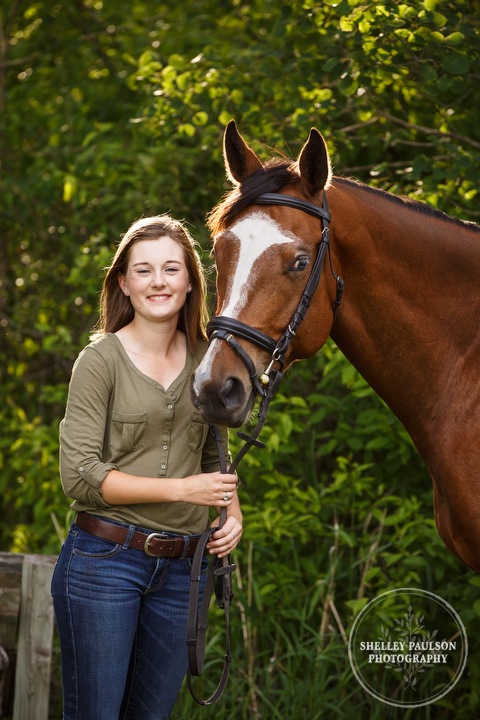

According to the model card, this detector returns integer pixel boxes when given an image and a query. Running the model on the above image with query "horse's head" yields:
[192,121,342,427]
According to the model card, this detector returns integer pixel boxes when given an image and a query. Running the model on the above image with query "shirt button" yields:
[79,466,84,472]
[161,464,166,470]
[163,445,168,450]
[167,404,173,410]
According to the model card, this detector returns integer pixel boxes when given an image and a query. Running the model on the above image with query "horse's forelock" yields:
[207,160,299,236]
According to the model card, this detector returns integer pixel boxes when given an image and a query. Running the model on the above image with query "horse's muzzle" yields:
[191,368,254,428]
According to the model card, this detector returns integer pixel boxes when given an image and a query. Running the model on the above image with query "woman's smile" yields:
[147,292,171,301]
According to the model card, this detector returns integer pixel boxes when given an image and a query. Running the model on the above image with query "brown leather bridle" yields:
[186,190,344,705]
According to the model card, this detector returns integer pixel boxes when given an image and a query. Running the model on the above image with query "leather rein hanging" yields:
[186,190,344,705]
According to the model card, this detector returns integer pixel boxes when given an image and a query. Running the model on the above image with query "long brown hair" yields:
[93,215,208,352]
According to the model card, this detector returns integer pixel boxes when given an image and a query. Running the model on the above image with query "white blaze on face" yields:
[222,212,294,316]
[193,212,295,391]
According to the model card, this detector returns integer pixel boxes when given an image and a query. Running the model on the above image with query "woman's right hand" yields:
[180,472,238,506]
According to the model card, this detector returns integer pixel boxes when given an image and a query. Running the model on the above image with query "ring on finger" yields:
[223,493,229,501]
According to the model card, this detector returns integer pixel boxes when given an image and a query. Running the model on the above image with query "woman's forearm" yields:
[100,468,238,508]
[101,469,181,505]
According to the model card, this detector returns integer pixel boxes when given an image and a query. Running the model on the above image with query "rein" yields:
[186,190,344,705]
[186,427,236,705]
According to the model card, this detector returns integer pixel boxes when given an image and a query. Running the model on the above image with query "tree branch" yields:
[379,111,480,150]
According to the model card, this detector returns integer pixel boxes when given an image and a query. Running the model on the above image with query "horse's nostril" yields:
[221,376,245,410]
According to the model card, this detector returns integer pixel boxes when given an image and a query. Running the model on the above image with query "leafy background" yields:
[1,1,479,718]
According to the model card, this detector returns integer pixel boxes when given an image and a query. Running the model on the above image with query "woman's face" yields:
[118,237,191,326]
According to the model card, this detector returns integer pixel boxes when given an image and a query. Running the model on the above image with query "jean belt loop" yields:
[123,524,136,550]
[180,535,189,559]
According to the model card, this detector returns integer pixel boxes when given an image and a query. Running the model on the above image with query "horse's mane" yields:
[334,176,480,232]
[207,160,299,235]
[206,160,479,235]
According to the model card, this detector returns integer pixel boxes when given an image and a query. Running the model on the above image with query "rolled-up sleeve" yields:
[59,347,118,507]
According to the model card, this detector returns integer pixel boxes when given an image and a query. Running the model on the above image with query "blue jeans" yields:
[51,518,207,720]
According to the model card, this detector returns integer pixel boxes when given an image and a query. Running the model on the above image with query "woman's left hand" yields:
[206,513,243,558]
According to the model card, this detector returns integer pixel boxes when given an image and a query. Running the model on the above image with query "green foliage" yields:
[1,0,479,717]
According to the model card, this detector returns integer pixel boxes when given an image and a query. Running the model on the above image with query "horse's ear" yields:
[223,120,263,184]
[297,128,332,196]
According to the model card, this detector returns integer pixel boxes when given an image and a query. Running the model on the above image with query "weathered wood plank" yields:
[13,555,56,720]
[0,554,23,651]
[0,553,24,717]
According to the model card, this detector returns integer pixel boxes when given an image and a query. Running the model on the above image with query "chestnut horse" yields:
[191,121,480,572]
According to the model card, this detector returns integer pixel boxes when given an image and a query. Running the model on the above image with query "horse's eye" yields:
[291,256,309,272]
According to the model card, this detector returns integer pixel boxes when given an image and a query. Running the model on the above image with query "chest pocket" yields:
[110,411,148,452]
[188,413,209,453]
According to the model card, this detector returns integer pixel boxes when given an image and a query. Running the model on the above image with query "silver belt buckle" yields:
[144,532,169,557]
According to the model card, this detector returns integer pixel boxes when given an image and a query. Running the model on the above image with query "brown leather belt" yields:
[75,512,202,558]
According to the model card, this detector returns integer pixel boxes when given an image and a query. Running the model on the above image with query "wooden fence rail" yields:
[0,552,57,720]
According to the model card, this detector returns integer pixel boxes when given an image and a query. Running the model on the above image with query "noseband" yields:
[207,191,344,396]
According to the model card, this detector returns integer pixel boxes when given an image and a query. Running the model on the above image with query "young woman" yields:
[51,215,242,720]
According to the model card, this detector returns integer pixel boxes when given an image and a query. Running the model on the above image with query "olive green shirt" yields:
[59,333,229,535]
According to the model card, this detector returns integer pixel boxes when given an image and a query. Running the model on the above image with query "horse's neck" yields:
[329,182,480,449]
